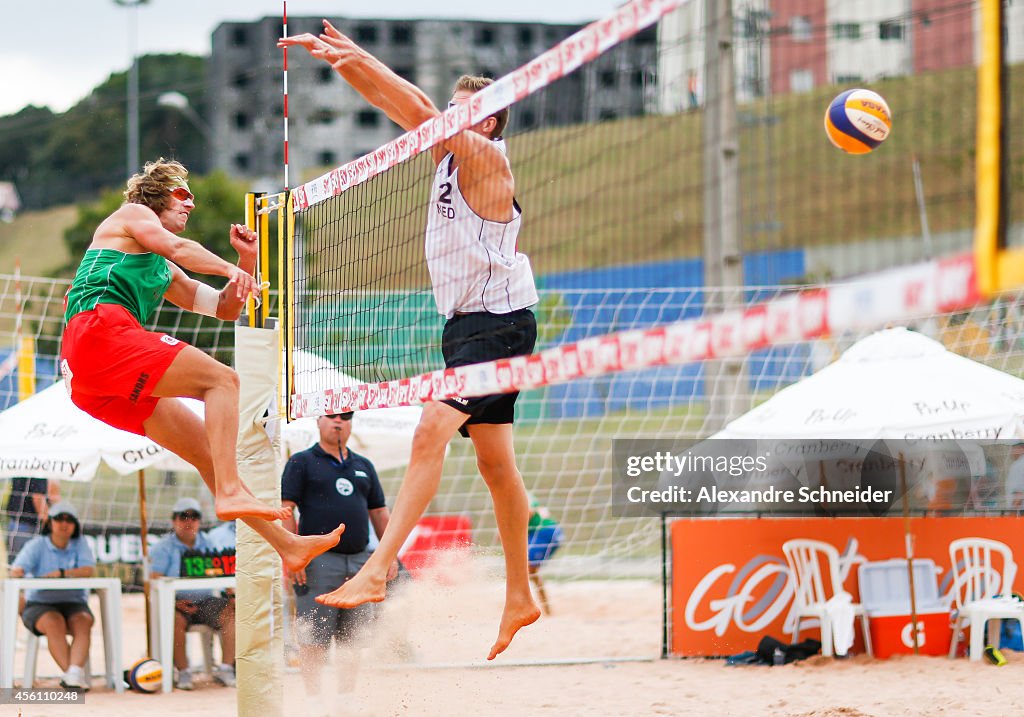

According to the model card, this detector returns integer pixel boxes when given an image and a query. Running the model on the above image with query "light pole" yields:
[114,0,150,179]
[157,91,213,143]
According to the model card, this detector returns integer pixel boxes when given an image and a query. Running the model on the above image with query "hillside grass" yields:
[298,62,1024,292]
[0,205,76,276]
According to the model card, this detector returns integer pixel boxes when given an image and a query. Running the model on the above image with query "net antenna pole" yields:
[282,0,290,191]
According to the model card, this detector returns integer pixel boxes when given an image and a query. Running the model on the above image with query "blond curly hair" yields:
[124,158,189,212]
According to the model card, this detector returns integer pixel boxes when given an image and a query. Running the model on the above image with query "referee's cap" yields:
[172,497,203,517]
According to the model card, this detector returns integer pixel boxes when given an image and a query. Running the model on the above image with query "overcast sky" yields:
[1,0,622,117]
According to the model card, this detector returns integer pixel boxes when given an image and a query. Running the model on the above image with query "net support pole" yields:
[701,0,746,433]
[138,469,152,653]
[234,322,283,717]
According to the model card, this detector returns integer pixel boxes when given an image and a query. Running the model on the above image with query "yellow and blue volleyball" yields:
[127,657,162,693]
[824,89,892,154]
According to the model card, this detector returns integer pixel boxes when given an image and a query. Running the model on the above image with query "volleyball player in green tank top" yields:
[61,159,342,574]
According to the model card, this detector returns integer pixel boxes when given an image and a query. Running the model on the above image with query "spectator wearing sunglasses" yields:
[9,501,97,691]
[59,158,342,573]
[149,497,236,690]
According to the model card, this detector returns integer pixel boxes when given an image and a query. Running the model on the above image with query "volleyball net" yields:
[281,0,1013,418]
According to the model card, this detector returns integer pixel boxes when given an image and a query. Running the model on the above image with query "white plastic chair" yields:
[782,539,873,657]
[22,631,93,689]
[185,624,217,675]
[948,537,1023,661]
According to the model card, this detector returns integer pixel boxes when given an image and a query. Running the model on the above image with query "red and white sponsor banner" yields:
[289,252,979,418]
[291,0,687,211]
[670,516,1024,657]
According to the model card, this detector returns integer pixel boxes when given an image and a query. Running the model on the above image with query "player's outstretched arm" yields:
[124,205,255,290]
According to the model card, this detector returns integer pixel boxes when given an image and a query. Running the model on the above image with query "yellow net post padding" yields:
[235,192,284,716]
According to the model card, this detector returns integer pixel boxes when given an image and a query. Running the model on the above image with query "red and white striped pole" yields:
[282,0,290,190]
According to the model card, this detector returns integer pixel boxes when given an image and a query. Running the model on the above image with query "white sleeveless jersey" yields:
[424,141,538,318]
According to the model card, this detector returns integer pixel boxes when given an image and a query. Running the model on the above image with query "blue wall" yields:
[0,352,59,411]
[535,250,810,419]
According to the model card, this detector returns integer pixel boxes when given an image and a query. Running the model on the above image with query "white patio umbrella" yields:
[0,380,197,482]
[715,327,1024,442]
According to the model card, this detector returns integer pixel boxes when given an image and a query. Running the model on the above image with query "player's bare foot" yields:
[487,598,541,660]
[215,493,291,522]
[315,569,387,608]
[280,524,345,574]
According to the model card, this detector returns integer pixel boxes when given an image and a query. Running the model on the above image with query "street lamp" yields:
[114,0,150,179]
[157,91,213,143]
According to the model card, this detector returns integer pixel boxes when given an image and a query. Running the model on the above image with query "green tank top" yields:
[64,249,172,325]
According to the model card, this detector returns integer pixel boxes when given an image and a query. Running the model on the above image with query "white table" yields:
[0,577,124,692]
[149,576,236,693]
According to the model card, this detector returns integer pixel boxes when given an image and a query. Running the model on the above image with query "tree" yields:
[0,54,208,210]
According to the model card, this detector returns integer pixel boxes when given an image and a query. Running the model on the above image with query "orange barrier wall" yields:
[670,517,1024,656]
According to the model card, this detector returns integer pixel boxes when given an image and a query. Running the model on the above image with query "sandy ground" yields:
[9,557,1024,717]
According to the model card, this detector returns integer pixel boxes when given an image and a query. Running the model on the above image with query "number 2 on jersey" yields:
[436,182,455,218]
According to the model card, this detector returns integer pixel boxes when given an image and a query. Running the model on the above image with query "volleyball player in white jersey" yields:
[280,21,542,660]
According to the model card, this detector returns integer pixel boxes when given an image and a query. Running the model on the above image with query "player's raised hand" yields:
[318,20,363,67]
[277,32,332,55]
[229,223,258,260]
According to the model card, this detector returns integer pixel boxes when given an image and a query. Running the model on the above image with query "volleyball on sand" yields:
[824,88,892,154]
[125,658,162,693]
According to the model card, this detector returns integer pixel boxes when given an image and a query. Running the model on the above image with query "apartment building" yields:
[209,16,658,182]
[659,0,1023,109]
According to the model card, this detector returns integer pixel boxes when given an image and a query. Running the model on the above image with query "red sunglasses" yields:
[169,186,194,202]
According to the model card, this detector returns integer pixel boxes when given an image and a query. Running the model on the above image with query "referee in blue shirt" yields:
[282,411,396,697]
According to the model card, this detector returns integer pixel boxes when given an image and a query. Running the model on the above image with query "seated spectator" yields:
[9,501,96,691]
[150,497,235,690]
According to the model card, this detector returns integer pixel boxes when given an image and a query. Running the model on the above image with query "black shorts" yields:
[441,308,537,437]
[22,601,94,635]
[176,596,232,630]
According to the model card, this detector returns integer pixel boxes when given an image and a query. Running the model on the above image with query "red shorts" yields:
[61,303,188,436]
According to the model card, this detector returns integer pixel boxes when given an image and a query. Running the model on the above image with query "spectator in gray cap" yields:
[9,501,97,691]
[150,497,235,690]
